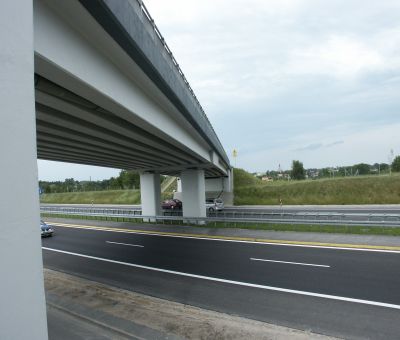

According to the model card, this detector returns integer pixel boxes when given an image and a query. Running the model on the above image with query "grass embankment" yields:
[40,169,400,205]
[40,190,140,204]
[41,213,400,236]
[234,168,400,205]
[40,189,174,204]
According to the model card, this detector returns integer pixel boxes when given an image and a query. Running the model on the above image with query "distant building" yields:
[261,176,273,182]
[307,169,319,178]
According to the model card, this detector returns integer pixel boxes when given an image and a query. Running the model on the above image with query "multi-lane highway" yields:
[42,220,400,339]
[41,203,400,227]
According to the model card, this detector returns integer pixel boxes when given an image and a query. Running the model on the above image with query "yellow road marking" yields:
[46,221,400,251]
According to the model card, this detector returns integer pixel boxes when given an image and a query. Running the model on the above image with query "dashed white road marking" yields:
[250,257,330,268]
[42,247,400,310]
[106,241,144,248]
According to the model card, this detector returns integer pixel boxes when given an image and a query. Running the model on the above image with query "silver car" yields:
[205,198,224,212]
[41,220,54,237]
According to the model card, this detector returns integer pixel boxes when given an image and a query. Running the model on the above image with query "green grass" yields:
[41,212,400,236]
[234,169,400,205]
[40,169,400,205]
[40,189,174,204]
[40,189,141,204]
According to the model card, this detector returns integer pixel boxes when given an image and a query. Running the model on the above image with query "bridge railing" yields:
[133,0,226,155]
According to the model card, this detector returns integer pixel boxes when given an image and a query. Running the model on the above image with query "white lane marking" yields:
[42,247,400,310]
[47,222,400,254]
[106,241,144,248]
[250,258,330,268]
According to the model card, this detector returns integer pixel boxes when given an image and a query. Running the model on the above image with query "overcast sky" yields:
[38,0,400,180]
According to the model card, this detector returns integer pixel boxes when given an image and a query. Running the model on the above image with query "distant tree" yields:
[119,170,140,189]
[109,176,122,190]
[352,163,371,175]
[64,178,76,192]
[291,160,305,180]
[379,163,389,172]
[392,156,400,172]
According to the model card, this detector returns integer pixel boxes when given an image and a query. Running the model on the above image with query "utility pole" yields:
[389,149,394,176]
[232,149,238,168]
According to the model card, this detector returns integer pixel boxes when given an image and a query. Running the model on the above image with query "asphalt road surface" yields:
[42,222,400,339]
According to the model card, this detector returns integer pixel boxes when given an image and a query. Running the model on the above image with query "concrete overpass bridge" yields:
[1,0,231,338]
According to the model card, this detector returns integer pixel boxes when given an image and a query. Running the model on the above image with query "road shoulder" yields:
[45,268,337,340]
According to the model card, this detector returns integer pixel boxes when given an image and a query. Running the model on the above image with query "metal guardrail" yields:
[40,207,400,227]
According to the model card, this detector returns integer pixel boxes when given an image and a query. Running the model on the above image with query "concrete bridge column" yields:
[140,173,161,221]
[0,1,48,339]
[181,169,206,223]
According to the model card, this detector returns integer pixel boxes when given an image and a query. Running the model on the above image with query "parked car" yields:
[206,198,224,212]
[161,199,182,210]
[41,220,54,237]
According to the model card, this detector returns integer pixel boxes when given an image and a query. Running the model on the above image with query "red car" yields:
[161,199,182,210]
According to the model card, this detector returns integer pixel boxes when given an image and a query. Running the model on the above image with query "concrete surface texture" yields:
[140,173,162,219]
[0,1,48,339]
[181,169,207,219]
[45,269,337,340]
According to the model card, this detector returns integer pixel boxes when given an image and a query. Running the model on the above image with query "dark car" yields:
[41,220,54,237]
[161,199,182,210]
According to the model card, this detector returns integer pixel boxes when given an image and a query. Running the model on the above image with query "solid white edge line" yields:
[106,241,144,248]
[250,258,330,268]
[46,222,400,254]
[42,247,400,310]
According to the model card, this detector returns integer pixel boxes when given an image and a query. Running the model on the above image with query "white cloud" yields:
[237,123,400,171]
[288,35,384,78]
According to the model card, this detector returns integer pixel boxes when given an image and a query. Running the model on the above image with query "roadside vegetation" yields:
[40,169,400,205]
[40,157,400,205]
[234,168,400,205]
[40,189,175,204]
[40,189,141,204]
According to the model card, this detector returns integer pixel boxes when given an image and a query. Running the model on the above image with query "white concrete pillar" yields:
[177,177,182,192]
[0,1,48,339]
[181,169,206,222]
[140,173,161,221]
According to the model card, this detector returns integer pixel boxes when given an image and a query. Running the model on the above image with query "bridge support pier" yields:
[0,1,48,339]
[181,169,206,223]
[140,173,161,222]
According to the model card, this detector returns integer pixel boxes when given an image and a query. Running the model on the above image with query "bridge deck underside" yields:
[35,77,225,178]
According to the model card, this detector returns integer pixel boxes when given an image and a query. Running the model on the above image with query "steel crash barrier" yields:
[40,207,400,227]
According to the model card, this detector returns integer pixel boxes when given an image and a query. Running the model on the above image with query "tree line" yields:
[263,156,400,181]
[39,170,141,194]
